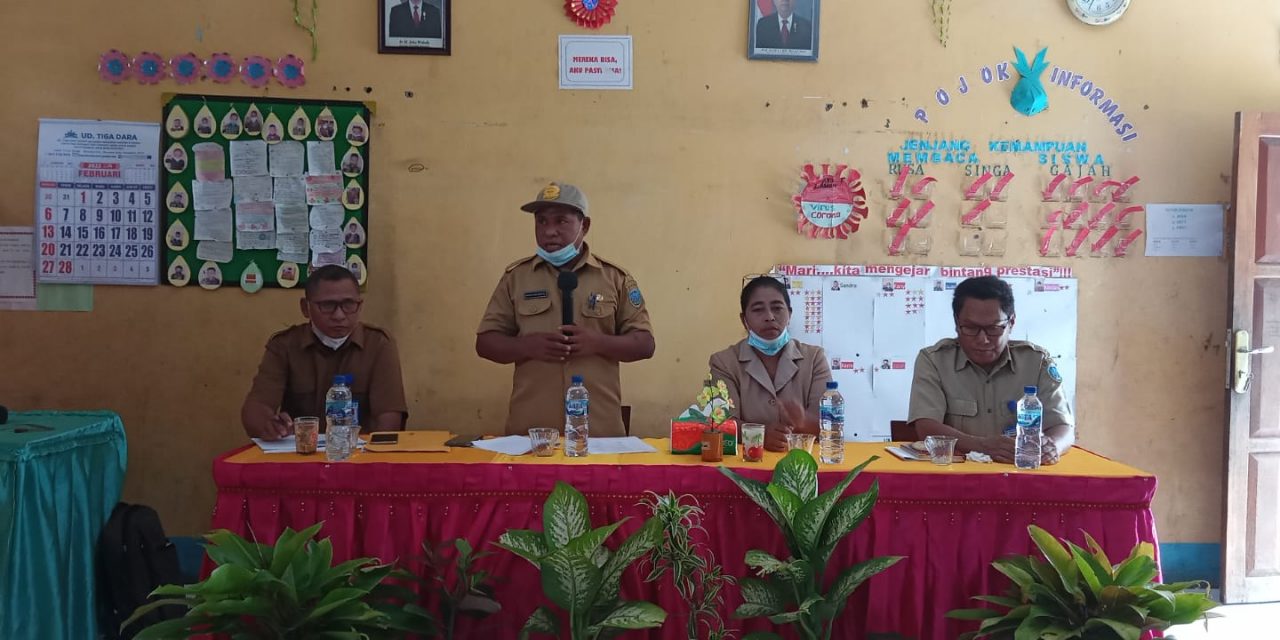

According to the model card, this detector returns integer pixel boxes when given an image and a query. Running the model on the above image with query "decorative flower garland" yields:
[96,51,305,88]
[565,0,618,29]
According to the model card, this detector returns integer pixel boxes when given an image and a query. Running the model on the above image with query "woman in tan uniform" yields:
[709,276,833,451]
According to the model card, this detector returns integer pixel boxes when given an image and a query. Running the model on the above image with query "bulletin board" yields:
[778,264,1078,441]
[159,94,372,290]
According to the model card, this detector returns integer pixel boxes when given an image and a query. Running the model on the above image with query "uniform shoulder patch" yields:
[1046,358,1063,382]
[923,337,959,354]
[628,286,643,309]
[504,255,537,273]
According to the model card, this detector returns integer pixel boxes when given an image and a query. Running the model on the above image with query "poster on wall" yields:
[778,264,1078,441]
[33,118,161,285]
[559,35,633,90]
[378,0,451,56]
[748,0,820,62]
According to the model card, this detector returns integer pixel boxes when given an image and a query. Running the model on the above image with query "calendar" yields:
[35,119,161,285]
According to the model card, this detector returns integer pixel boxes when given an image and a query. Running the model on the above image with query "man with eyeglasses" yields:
[907,276,1075,464]
[241,265,408,440]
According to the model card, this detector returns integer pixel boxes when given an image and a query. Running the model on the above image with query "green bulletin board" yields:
[160,94,371,289]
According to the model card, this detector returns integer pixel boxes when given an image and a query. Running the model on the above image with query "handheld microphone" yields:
[557,271,578,327]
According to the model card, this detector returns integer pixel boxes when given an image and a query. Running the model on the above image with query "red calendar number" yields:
[43,207,52,221]
[42,225,55,238]
[39,242,55,256]
[41,260,54,274]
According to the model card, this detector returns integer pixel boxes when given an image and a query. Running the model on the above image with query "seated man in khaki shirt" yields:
[907,276,1074,464]
[241,265,408,440]
[476,182,655,436]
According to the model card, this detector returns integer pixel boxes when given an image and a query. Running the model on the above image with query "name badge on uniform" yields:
[523,290,549,300]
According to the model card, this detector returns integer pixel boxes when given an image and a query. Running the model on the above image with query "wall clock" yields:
[1067,0,1131,26]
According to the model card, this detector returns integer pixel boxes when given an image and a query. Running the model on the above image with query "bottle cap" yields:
[344,374,354,385]
[826,381,838,390]
[1024,385,1037,395]
[332,375,345,385]
[571,375,583,384]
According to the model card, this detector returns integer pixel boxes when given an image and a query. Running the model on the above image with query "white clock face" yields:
[1068,0,1131,25]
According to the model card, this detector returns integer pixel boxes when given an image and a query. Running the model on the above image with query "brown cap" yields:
[520,182,588,216]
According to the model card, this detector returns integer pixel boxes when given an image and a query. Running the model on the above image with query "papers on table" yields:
[884,445,930,462]
[472,435,533,456]
[588,437,657,454]
[251,434,366,454]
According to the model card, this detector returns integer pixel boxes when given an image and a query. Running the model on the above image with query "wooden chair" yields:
[889,420,917,442]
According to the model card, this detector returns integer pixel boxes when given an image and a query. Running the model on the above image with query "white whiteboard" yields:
[778,265,1077,441]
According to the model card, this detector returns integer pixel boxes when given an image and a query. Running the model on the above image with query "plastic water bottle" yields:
[819,381,845,464]
[1014,386,1043,470]
[325,374,355,461]
[564,375,590,458]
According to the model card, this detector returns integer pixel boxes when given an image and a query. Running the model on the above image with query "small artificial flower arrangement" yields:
[670,373,738,456]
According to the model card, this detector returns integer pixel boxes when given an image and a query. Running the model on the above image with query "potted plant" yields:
[719,452,904,639]
[672,373,739,459]
[122,522,435,638]
[948,525,1219,639]
[496,481,667,639]
[639,491,737,640]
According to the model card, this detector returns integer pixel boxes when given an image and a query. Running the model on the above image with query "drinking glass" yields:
[786,433,816,455]
[529,427,559,457]
[294,417,319,455]
[925,435,958,466]
[741,423,766,462]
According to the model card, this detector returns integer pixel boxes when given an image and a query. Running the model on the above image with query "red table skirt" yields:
[210,451,1158,639]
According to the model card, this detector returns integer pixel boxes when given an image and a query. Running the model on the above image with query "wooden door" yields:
[1223,112,1280,603]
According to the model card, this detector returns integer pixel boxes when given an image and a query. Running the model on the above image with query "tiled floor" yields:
[1166,601,1280,639]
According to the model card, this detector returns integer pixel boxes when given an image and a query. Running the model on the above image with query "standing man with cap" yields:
[476,182,655,436]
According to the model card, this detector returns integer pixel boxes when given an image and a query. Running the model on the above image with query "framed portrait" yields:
[379,0,451,55]
[747,0,820,62]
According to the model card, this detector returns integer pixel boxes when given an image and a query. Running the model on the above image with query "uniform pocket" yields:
[946,398,978,417]
[581,295,616,319]
[517,298,552,316]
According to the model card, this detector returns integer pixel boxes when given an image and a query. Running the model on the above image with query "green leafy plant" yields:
[948,525,1220,639]
[719,452,903,640]
[496,481,667,639]
[639,491,737,640]
[420,538,502,639]
[124,522,434,638]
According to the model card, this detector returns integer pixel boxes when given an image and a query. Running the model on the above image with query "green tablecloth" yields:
[0,411,127,639]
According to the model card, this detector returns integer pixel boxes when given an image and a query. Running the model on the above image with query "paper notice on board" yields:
[304,174,343,205]
[193,143,226,182]
[194,208,233,242]
[192,180,233,210]
[273,177,307,204]
[306,141,336,176]
[236,201,275,232]
[309,228,343,254]
[309,204,345,230]
[1145,204,1224,257]
[274,203,309,234]
[236,230,276,250]
[269,141,305,177]
[196,240,234,263]
[559,35,633,90]
[230,140,268,176]
[311,251,346,268]
[276,232,309,256]
[234,176,273,203]
[0,227,36,310]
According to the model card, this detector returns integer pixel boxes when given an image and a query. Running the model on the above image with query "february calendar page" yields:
[35,119,161,285]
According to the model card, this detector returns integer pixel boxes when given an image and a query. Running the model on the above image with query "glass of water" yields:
[529,428,559,457]
[294,417,319,455]
[786,433,816,455]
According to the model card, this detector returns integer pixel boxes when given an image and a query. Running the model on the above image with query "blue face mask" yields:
[537,242,580,267]
[748,327,791,357]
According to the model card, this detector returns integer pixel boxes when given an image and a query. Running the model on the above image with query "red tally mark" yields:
[887,198,911,227]
[962,198,992,226]
[1062,201,1090,228]
[1086,202,1116,229]
[910,176,937,199]
[1090,226,1120,254]
[1113,229,1144,257]
[1042,174,1068,201]
[889,165,910,200]
[1064,228,1091,257]
[1067,176,1094,201]
[964,172,993,200]
[988,172,1015,200]
[1112,176,1141,200]
[889,201,934,254]
[1115,205,1144,227]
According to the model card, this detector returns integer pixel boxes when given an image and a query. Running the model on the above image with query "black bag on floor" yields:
[95,503,187,639]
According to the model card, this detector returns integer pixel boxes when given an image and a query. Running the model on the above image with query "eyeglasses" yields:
[957,322,1010,337]
[742,273,791,289]
[309,298,362,314]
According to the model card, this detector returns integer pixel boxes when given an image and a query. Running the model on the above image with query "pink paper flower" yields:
[169,53,202,84]
[240,55,272,88]
[133,52,166,85]
[98,50,130,83]
[206,53,236,84]
[274,55,306,88]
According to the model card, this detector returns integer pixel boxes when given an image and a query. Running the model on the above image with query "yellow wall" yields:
[0,1,1260,539]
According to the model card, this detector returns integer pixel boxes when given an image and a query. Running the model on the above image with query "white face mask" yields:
[312,324,349,350]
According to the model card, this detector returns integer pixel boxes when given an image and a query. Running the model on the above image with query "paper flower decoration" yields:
[1011,46,1050,117]
[240,55,272,88]
[98,50,130,83]
[565,0,618,29]
[169,53,202,85]
[132,52,166,85]
[206,53,236,84]
[274,54,306,88]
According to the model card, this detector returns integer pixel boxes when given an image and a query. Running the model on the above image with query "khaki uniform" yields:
[477,244,652,436]
[245,323,408,432]
[907,338,1072,439]
[708,339,832,426]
